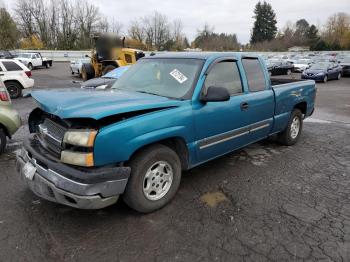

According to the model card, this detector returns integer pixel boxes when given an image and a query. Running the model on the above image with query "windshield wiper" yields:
[137,91,160,96]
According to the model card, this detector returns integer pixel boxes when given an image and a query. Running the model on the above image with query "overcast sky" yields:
[2,0,350,43]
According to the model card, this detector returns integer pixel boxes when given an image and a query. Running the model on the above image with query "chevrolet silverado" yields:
[16,52,316,213]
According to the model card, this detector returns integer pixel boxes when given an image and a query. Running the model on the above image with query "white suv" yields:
[0,59,34,99]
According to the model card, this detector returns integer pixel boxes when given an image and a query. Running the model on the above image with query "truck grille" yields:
[38,118,67,157]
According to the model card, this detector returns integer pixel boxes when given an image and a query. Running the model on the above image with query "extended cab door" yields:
[194,59,253,162]
[32,54,42,67]
[240,57,274,142]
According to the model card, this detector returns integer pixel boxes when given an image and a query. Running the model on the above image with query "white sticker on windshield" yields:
[170,69,188,84]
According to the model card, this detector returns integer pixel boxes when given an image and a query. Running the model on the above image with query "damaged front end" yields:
[16,108,131,209]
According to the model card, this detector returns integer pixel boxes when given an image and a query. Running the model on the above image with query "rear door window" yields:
[205,61,243,96]
[242,58,266,92]
[2,61,23,71]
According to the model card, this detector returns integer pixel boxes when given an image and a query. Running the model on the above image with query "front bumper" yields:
[301,74,325,81]
[16,139,131,209]
[0,105,21,136]
[342,68,350,76]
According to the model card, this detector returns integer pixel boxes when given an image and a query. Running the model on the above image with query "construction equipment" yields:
[81,35,145,81]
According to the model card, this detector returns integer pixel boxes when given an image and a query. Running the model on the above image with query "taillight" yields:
[25,71,32,77]
[0,91,9,101]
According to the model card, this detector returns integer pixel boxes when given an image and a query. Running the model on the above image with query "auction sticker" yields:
[170,69,188,84]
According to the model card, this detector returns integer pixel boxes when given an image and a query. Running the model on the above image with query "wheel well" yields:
[4,80,23,89]
[0,123,9,138]
[129,137,189,170]
[294,102,307,115]
[102,61,119,68]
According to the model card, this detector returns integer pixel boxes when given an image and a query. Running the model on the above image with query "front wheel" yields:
[337,73,341,80]
[0,128,6,154]
[102,65,116,75]
[278,109,303,146]
[27,63,33,70]
[323,75,328,83]
[123,144,182,213]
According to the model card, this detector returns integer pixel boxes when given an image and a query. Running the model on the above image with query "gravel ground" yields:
[0,63,349,261]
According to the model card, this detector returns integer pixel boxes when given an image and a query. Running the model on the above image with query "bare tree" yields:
[128,19,145,43]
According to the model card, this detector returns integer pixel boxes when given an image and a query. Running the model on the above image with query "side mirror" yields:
[200,86,230,103]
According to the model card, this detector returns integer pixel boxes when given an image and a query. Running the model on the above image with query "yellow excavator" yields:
[81,35,145,81]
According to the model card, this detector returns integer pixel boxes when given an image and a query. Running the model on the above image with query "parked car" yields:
[0,59,34,98]
[70,58,90,76]
[16,52,316,213]
[15,52,53,70]
[301,62,342,83]
[291,59,312,72]
[339,56,350,76]
[267,59,294,75]
[81,66,130,89]
[0,78,21,154]
[0,50,17,59]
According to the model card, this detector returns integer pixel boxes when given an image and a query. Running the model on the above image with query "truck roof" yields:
[144,52,260,60]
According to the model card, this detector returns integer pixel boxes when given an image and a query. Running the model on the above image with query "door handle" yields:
[240,102,249,110]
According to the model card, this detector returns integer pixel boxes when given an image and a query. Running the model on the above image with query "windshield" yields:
[18,53,32,58]
[309,63,330,70]
[111,58,203,99]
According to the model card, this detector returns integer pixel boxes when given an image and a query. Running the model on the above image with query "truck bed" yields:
[271,78,309,86]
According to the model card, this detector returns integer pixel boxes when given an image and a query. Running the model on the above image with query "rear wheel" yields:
[337,73,341,80]
[278,109,303,146]
[27,63,33,70]
[102,65,116,75]
[286,69,292,75]
[45,62,50,68]
[123,144,182,213]
[0,128,6,154]
[5,81,22,99]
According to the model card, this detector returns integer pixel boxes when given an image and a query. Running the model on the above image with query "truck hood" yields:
[31,89,182,120]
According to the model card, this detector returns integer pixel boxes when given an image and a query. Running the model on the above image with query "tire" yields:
[102,65,116,75]
[286,69,292,75]
[337,73,341,80]
[27,63,33,70]
[0,128,6,154]
[5,81,22,99]
[323,75,328,83]
[278,109,303,146]
[81,63,94,81]
[123,144,182,213]
[45,62,50,68]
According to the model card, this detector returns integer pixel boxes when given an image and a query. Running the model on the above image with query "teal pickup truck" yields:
[16,52,316,213]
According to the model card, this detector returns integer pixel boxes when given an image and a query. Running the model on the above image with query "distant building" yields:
[288,46,310,52]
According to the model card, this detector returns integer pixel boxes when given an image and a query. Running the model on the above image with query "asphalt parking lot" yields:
[1,62,350,262]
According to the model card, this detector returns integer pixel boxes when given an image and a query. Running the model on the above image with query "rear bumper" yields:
[16,139,131,209]
[22,78,35,89]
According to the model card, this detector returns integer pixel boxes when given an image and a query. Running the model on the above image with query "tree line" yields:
[0,0,349,51]
[249,1,350,51]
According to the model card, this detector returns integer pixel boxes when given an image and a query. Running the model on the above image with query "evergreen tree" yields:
[0,8,19,49]
[250,1,277,44]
